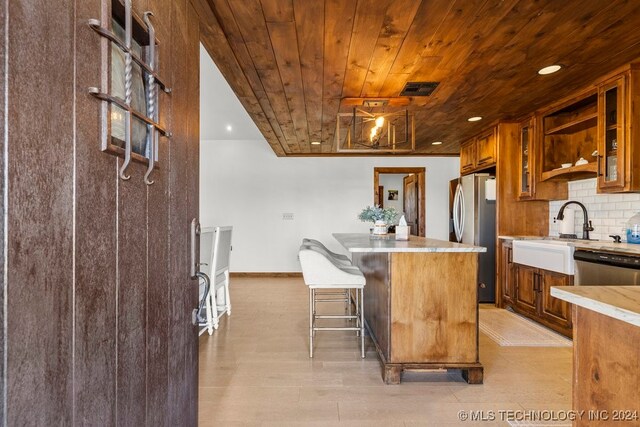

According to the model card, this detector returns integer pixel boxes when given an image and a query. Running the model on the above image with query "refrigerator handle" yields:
[453,183,463,242]
[452,185,460,241]
[459,184,465,242]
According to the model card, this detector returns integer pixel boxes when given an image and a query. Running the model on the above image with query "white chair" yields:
[198,226,233,336]
[301,239,355,316]
[298,246,366,358]
[302,238,351,264]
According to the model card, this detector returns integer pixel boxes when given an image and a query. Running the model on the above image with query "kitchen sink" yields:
[512,239,575,275]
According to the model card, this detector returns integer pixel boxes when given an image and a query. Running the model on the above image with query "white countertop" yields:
[333,233,487,253]
[499,235,640,256]
[551,286,640,327]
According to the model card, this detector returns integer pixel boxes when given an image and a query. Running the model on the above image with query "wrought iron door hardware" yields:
[88,0,171,185]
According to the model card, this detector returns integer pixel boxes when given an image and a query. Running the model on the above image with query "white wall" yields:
[549,178,640,241]
[200,139,460,272]
[379,174,406,215]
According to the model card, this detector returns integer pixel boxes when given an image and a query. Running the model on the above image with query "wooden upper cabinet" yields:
[518,117,534,199]
[597,74,626,191]
[459,127,496,175]
[596,68,640,193]
[476,128,497,168]
[460,139,476,174]
[539,91,598,182]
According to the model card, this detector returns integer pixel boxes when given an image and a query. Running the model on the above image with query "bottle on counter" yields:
[626,212,640,244]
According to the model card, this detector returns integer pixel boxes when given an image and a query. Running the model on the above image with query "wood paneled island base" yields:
[334,234,485,385]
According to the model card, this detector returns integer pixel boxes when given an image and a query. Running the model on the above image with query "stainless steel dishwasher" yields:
[574,249,640,285]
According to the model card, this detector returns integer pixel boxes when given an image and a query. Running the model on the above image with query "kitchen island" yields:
[551,286,640,426]
[334,233,486,384]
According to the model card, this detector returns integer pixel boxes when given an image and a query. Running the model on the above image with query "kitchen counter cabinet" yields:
[509,260,574,336]
[515,265,538,315]
[334,233,485,384]
[499,239,515,306]
[539,270,573,328]
[552,286,640,426]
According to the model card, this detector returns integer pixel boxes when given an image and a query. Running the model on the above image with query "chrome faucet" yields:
[557,201,594,240]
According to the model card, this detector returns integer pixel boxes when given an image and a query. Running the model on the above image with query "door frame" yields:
[373,167,426,237]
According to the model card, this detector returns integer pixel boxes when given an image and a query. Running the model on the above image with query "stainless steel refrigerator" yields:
[449,174,496,303]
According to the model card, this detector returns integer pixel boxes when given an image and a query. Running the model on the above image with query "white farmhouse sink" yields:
[512,239,575,275]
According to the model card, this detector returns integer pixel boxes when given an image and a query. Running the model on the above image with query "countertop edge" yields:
[333,233,487,253]
[551,286,640,328]
[344,247,487,253]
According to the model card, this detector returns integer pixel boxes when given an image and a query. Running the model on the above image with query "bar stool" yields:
[301,239,354,315]
[303,238,351,264]
[298,246,365,358]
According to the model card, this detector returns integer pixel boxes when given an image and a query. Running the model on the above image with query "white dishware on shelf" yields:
[575,157,588,166]
[592,150,598,157]
[561,163,573,168]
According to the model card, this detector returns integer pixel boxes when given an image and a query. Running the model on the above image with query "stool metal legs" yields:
[308,287,365,358]
[309,289,314,358]
[360,287,365,358]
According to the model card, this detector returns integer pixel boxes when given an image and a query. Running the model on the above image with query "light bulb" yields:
[375,116,385,127]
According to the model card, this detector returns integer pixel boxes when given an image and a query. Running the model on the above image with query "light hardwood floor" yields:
[199,277,573,426]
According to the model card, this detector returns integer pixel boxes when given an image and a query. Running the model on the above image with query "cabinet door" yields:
[597,74,626,191]
[501,243,515,305]
[518,118,534,199]
[515,265,538,315]
[460,140,476,174]
[476,129,497,168]
[539,270,573,329]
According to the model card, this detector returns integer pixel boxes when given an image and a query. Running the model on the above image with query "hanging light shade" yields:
[336,107,415,153]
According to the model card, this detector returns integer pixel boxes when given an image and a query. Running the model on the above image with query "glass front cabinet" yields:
[597,74,626,191]
[518,117,534,199]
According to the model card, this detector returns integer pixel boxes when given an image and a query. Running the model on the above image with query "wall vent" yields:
[400,81,439,96]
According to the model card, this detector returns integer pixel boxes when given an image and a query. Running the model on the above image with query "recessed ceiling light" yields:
[432,141,443,145]
[468,116,482,122]
[226,125,233,132]
[311,141,321,145]
[538,65,562,75]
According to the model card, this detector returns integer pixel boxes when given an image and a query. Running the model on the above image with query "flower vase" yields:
[372,220,388,235]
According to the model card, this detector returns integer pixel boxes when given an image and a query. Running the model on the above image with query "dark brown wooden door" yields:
[539,270,573,329]
[403,175,418,236]
[1,0,200,424]
[515,265,538,315]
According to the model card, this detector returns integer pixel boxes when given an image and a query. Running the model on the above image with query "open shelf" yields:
[545,113,598,135]
[541,162,598,181]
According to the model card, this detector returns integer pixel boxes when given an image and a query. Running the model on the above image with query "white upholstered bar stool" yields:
[301,239,354,315]
[303,238,351,264]
[298,247,366,358]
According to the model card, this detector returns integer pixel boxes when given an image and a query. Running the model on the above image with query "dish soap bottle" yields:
[626,212,640,244]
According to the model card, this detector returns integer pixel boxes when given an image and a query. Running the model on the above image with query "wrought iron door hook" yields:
[143,11,156,185]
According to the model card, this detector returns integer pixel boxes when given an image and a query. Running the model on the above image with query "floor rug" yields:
[479,308,572,347]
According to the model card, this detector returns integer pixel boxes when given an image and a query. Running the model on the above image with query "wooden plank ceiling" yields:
[193,0,640,156]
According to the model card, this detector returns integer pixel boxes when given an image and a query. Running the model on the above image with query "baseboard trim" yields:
[230,272,303,278]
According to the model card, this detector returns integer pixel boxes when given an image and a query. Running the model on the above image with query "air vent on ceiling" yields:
[400,81,439,96]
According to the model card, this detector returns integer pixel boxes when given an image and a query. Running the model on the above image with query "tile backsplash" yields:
[548,178,640,241]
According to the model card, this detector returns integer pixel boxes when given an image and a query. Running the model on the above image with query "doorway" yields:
[373,167,426,237]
